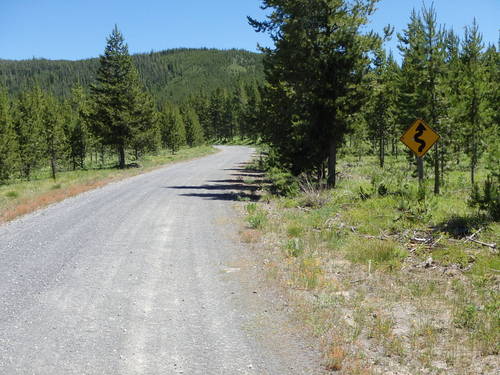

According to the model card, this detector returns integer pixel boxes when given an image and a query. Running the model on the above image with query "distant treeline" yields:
[0,48,264,103]
[0,33,263,183]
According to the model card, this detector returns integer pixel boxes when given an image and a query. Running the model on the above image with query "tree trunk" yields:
[434,143,440,195]
[327,139,337,188]
[379,135,384,168]
[440,146,445,186]
[24,165,31,181]
[50,156,57,181]
[471,145,476,186]
[470,135,477,186]
[118,145,125,169]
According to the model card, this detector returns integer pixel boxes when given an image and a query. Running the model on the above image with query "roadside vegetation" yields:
[242,152,498,374]
[0,145,215,223]
[241,3,498,372]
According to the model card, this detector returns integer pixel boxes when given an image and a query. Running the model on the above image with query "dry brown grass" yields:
[240,229,262,243]
[0,179,113,224]
[325,345,347,371]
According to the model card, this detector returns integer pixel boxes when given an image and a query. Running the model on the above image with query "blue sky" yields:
[0,0,498,61]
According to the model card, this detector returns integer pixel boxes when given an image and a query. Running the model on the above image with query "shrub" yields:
[469,175,500,220]
[267,167,299,197]
[285,238,304,257]
[246,204,268,229]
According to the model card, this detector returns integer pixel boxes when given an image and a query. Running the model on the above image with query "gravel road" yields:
[0,146,323,375]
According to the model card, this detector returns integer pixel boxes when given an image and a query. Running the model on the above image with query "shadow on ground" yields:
[164,163,264,202]
[434,214,493,238]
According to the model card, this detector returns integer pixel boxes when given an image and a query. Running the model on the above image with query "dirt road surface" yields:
[0,146,323,375]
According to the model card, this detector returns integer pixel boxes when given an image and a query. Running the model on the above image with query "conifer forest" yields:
[0,2,497,206]
[0,2,496,208]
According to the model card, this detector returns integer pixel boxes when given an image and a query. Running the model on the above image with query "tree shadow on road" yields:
[164,176,263,202]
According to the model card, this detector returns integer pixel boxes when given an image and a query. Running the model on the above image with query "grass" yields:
[245,203,268,229]
[344,238,407,271]
[242,153,499,374]
[0,145,216,223]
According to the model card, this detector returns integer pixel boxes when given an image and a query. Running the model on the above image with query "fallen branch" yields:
[411,237,431,243]
[467,237,497,250]
[430,235,443,248]
[464,228,483,243]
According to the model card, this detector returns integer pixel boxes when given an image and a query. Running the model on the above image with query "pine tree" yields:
[397,5,445,192]
[365,47,399,168]
[66,85,91,170]
[460,19,487,186]
[129,89,160,160]
[482,44,499,184]
[90,25,152,168]
[13,86,45,180]
[441,29,462,171]
[0,86,18,183]
[160,105,186,154]
[208,88,229,141]
[421,5,446,194]
[41,93,67,180]
[183,106,204,147]
[241,82,262,142]
[249,0,379,187]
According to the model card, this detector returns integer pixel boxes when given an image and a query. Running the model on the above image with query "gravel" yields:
[0,146,323,375]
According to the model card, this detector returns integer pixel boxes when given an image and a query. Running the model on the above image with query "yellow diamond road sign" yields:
[400,119,440,158]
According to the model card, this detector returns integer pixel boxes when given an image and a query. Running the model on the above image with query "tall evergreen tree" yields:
[365,47,399,168]
[160,105,186,154]
[13,86,45,180]
[421,5,446,194]
[460,19,487,186]
[183,106,205,147]
[398,5,445,193]
[441,29,462,171]
[0,86,18,183]
[66,85,91,170]
[249,0,379,187]
[41,94,67,180]
[129,89,160,159]
[90,25,152,168]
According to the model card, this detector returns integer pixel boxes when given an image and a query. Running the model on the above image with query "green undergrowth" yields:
[244,154,499,374]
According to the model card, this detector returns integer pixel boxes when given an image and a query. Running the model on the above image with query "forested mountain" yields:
[0,35,265,183]
[0,48,264,102]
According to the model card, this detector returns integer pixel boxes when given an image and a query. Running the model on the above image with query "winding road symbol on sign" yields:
[414,123,427,153]
[400,119,440,158]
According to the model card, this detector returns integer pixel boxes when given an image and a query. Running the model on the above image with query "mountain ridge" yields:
[0,48,264,102]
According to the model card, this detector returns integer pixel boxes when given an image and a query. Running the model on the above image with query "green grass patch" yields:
[345,238,407,271]
[5,191,19,198]
[431,244,470,268]
[246,203,268,229]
